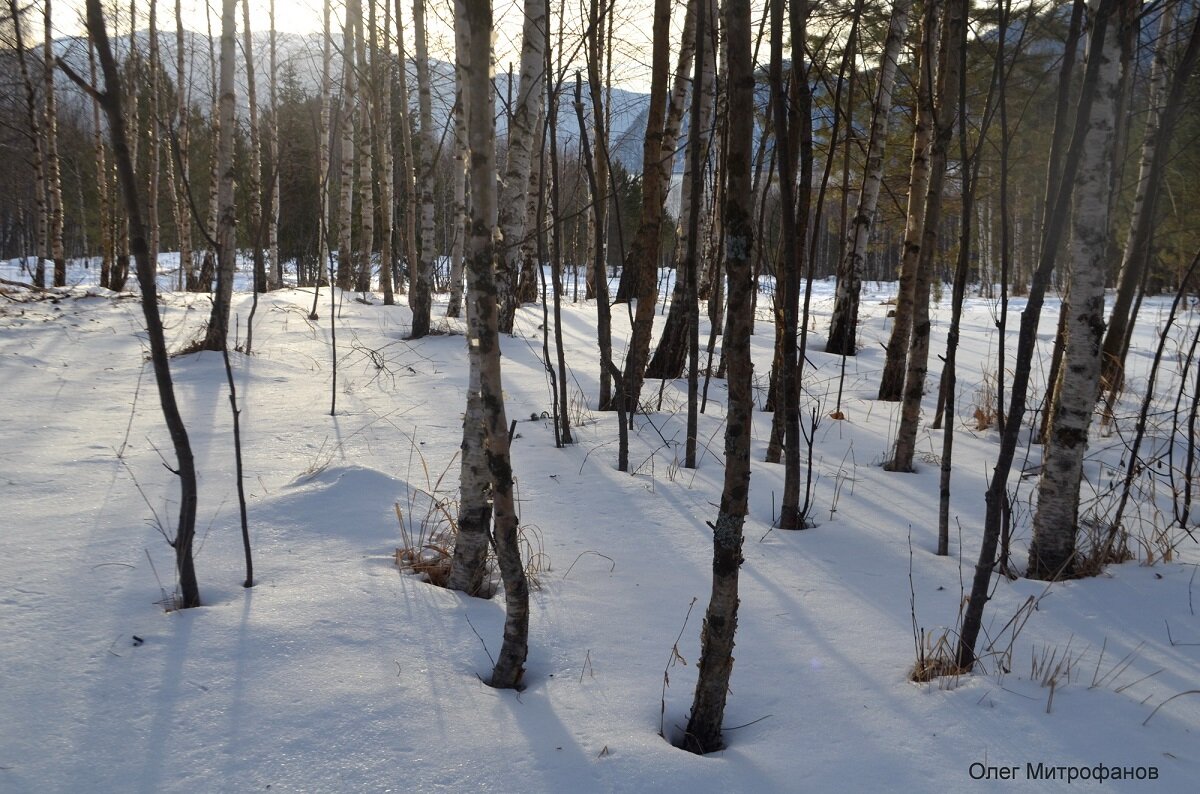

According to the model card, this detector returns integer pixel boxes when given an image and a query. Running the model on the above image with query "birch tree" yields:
[1101,3,1199,393]
[887,0,963,473]
[877,0,940,402]
[352,0,375,293]
[8,0,48,288]
[203,0,238,351]
[585,0,613,409]
[376,0,396,304]
[445,0,469,318]
[463,0,529,688]
[173,0,194,290]
[87,31,114,288]
[826,0,912,357]
[645,0,716,381]
[614,0,697,305]
[618,0,673,418]
[495,0,548,334]
[408,0,436,337]
[268,0,281,288]
[337,3,357,291]
[242,0,265,292]
[1028,0,1124,579]
[957,0,1120,668]
[198,0,220,293]
[145,0,160,273]
[316,0,332,300]
[685,0,752,752]
[446,0,489,593]
[395,0,419,300]
[43,0,65,286]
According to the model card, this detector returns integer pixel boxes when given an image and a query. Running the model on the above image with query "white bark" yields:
[173,0,193,290]
[87,35,114,286]
[446,0,470,318]
[8,0,48,286]
[242,0,264,291]
[337,1,357,290]
[1101,0,1177,383]
[827,0,912,356]
[446,0,489,592]
[318,0,332,287]
[878,0,939,401]
[462,0,528,688]
[205,0,238,350]
[268,0,280,288]
[889,0,961,473]
[496,0,548,331]
[412,0,436,304]
[146,0,161,272]
[44,0,66,286]
[378,0,396,304]
[1029,0,1122,578]
[352,0,375,292]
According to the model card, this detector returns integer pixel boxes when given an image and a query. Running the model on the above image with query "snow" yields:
[1,259,1197,791]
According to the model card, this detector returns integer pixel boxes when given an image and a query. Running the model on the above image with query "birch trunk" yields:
[444,0,470,318]
[1029,0,1123,579]
[463,0,529,688]
[203,0,238,351]
[317,0,332,294]
[43,0,66,287]
[619,0,674,418]
[198,0,219,293]
[88,35,114,288]
[337,7,357,291]
[877,0,940,402]
[888,0,962,473]
[1101,3,1198,391]
[684,0,752,752]
[777,0,814,528]
[827,0,912,356]
[377,0,396,305]
[242,0,265,293]
[495,0,548,333]
[352,0,375,293]
[146,0,160,273]
[613,0,697,304]
[586,0,612,408]
[446,0,490,592]
[395,0,418,298]
[114,0,141,293]
[173,0,193,291]
[957,0,1119,668]
[646,0,716,381]
[9,0,48,288]
[514,111,544,306]
[408,0,436,337]
[268,0,281,288]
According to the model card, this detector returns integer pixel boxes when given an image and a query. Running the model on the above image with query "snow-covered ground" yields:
[1,259,1197,791]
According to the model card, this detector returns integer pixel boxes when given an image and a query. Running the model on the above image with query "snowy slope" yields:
[0,261,1197,792]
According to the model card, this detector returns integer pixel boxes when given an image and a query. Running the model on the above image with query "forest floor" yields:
[1,257,1197,791]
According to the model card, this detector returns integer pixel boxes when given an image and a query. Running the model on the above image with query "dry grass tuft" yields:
[171,335,210,357]
[394,492,458,588]
[909,629,968,683]
[393,478,550,593]
[968,367,998,431]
